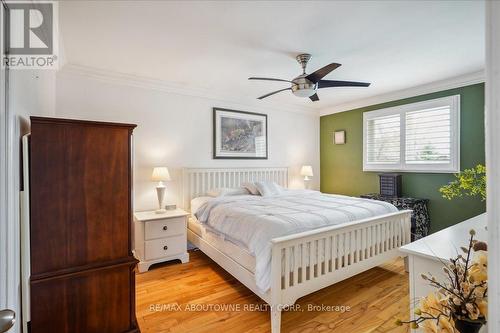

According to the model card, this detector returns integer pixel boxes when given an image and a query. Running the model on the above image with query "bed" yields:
[183,167,412,333]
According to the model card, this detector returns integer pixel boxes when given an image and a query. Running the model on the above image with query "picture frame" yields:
[213,108,268,159]
[334,130,346,144]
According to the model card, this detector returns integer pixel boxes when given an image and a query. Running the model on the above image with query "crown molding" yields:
[59,63,319,116]
[319,70,485,116]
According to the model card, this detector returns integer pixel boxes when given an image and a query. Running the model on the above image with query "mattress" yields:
[193,189,399,292]
[188,217,256,273]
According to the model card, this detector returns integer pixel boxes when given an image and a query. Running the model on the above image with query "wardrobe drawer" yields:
[145,216,185,240]
[145,236,185,261]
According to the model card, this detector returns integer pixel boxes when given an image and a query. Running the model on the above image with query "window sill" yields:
[363,168,459,174]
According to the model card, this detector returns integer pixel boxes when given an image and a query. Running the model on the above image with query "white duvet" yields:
[195,190,398,292]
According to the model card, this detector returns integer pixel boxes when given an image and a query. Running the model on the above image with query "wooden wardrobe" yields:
[28,117,140,333]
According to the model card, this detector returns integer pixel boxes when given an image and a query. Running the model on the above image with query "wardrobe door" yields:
[29,117,139,333]
[30,120,132,276]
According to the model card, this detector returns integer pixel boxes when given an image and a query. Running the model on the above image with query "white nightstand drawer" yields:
[145,236,185,261]
[145,217,185,240]
[134,209,190,272]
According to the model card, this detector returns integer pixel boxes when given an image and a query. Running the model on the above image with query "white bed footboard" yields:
[268,210,412,332]
[182,167,412,333]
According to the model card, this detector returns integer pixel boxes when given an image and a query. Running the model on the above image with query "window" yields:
[363,95,460,173]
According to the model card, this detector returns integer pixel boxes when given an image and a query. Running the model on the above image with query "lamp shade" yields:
[151,167,171,182]
[300,165,313,177]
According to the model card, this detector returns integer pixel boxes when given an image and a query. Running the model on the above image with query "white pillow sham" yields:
[254,181,283,197]
[241,182,260,195]
[206,187,250,197]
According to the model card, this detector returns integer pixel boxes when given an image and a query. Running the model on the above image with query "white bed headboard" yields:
[182,167,288,210]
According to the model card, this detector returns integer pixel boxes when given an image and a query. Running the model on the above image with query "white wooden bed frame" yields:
[182,167,412,333]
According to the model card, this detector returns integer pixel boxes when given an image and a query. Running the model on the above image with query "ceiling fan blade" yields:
[249,77,294,84]
[257,87,291,99]
[309,93,319,102]
[305,63,341,83]
[318,80,371,88]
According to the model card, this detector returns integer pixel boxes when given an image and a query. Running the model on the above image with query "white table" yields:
[134,209,190,272]
[400,213,487,332]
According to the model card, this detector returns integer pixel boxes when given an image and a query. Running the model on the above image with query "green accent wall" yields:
[320,83,485,233]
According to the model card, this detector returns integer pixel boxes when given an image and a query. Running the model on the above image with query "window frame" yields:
[363,95,460,173]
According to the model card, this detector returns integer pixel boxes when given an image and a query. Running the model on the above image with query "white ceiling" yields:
[59,0,485,112]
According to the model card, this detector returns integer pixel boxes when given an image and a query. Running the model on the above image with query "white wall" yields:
[55,69,320,211]
[10,71,56,121]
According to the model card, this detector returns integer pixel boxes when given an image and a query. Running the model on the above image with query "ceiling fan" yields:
[249,54,370,102]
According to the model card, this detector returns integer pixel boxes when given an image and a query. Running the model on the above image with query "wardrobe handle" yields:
[163,245,168,251]
[163,226,168,231]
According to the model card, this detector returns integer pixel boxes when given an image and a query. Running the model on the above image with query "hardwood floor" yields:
[136,250,410,333]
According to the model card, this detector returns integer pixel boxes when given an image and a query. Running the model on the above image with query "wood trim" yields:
[30,257,138,283]
[128,129,139,331]
[30,116,137,129]
[320,70,485,116]
[486,2,500,332]
[0,4,20,331]
[361,95,461,173]
[0,0,13,318]
[59,63,317,116]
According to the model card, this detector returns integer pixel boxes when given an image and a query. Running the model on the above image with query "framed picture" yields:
[213,108,268,159]
[334,130,346,144]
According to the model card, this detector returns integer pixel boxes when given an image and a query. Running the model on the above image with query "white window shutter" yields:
[405,106,452,164]
[363,95,460,173]
[366,114,401,165]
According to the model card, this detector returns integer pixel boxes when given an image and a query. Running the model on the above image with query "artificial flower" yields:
[397,231,488,331]
[469,250,488,282]
[478,299,488,318]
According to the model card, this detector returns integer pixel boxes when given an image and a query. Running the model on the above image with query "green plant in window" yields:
[439,164,486,201]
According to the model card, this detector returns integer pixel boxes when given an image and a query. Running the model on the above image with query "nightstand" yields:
[360,193,430,240]
[133,209,189,273]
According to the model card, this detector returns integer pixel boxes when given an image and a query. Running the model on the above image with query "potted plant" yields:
[439,164,486,201]
[396,230,488,332]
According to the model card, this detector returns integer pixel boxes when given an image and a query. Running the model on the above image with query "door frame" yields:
[486,2,500,332]
[1,1,21,332]
[0,0,8,313]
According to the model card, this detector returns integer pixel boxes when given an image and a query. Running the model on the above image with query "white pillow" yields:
[206,187,249,197]
[241,182,260,195]
[190,196,213,215]
[254,181,283,197]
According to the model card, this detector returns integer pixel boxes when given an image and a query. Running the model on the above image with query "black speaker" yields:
[379,173,402,197]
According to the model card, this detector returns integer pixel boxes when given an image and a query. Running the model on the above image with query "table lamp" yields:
[300,165,313,189]
[151,167,171,213]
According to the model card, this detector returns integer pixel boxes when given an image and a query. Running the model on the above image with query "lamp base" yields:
[156,184,166,214]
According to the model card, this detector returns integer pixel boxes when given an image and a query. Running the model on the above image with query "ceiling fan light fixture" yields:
[291,75,316,97]
[291,86,316,98]
[248,53,370,101]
